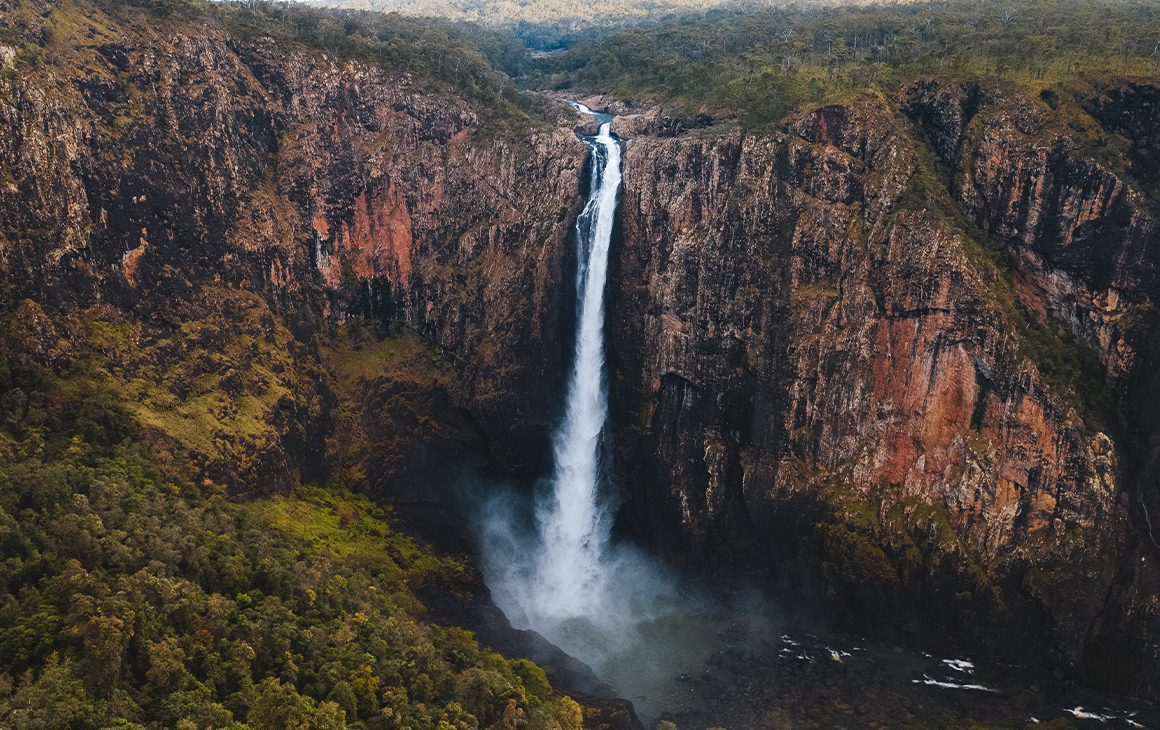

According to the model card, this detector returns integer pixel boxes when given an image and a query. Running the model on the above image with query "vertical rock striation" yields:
[2,0,1159,698]
[0,1,587,495]
[907,77,1160,698]
[609,91,1156,695]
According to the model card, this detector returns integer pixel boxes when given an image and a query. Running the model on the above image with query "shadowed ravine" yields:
[476,101,1160,729]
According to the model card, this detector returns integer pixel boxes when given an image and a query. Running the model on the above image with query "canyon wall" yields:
[607,85,1159,697]
[0,0,587,498]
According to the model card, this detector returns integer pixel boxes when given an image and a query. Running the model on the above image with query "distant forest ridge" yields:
[518,0,1160,124]
[85,0,1160,132]
[302,0,753,35]
[94,0,1160,109]
[301,0,1160,58]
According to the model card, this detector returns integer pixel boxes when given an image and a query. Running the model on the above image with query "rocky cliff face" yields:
[0,0,587,497]
[919,77,1160,698]
[607,87,1158,697]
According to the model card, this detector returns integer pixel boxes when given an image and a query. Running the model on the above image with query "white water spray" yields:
[482,117,634,640]
[481,111,721,716]
[533,120,621,624]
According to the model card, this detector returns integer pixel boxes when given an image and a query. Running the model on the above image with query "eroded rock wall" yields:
[608,90,1157,695]
[2,0,1159,698]
[907,77,1160,699]
[0,0,587,495]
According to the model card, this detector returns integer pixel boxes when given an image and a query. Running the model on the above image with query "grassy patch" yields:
[81,297,299,460]
[327,323,442,394]
[260,485,469,590]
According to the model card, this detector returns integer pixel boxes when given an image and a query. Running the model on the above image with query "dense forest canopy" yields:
[305,0,1160,61]
[0,305,582,729]
[272,0,1160,125]
[76,0,1160,123]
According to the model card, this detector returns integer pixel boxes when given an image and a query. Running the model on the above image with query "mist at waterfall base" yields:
[479,489,723,718]
[477,119,723,720]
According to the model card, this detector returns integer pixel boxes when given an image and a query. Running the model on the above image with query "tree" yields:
[3,654,95,730]
[249,678,347,730]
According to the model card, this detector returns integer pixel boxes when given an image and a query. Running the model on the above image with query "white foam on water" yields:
[913,674,1000,693]
[1065,707,1148,726]
[1067,707,1115,722]
[942,659,976,674]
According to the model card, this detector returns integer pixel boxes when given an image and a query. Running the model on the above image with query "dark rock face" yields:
[607,90,1159,698]
[0,2,586,494]
[1086,82,1160,191]
[902,78,982,159]
[935,78,1160,700]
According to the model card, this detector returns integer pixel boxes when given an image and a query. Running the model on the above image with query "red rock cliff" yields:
[609,91,1157,696]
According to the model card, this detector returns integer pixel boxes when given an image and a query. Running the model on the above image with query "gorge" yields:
[1,0,1160,727]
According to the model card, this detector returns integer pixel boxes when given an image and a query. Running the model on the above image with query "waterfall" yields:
[480,110,719,714]
[533,119,621,623]
[480,116,626,648]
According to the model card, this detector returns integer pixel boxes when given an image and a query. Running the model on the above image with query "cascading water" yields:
[474,106,1160,730]
[482,107,721,719]
[533,117,621,625]
[482,111,627,640]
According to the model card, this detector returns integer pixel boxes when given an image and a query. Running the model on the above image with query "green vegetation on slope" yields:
[324,322,463,494]
[301,0,746,52]
[0,317,581,730]
[0,0,561,131]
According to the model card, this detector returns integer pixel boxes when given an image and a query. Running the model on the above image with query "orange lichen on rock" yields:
[122,238,148,287]
[336,180,413,286]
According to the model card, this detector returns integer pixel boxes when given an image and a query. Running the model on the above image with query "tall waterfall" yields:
[480,117,625,644]
[534,119,621,623]
[481,111,720,715]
